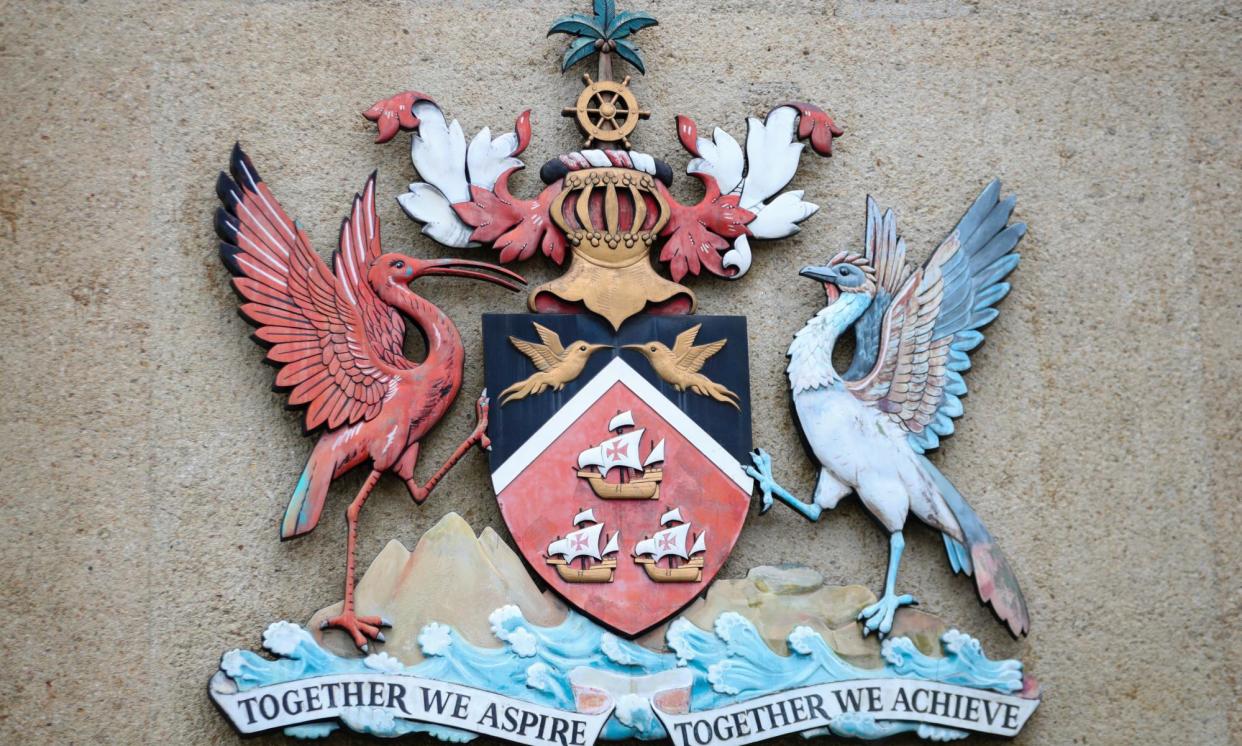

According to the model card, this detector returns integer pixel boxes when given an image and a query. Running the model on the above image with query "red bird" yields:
[216,145,524,650]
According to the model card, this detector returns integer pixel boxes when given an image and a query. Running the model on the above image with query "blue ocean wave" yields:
[219,607,1025,742]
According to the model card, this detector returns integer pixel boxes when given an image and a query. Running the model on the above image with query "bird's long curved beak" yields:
[419,258,527,292]
[588,344,612,352]
[799,265,840,303]
[621,344,645,352]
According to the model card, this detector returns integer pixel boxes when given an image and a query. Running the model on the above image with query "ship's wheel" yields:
[563,75,650,149]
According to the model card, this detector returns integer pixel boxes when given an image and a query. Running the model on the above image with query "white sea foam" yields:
[220,650,246,679]
[487,606,537,657]
[713,612,748,644]
[340,706,395,733]
[283,722,339,739]
[666,618,696,665]
[614,693,650,728]
[364,651,405,673]
[706,660,740,695]
[789,625,818,655]
[601,633,637,666]
[941,629,976,656]
[917,724,970,741]
[507,627,538,658]
[262,621,308,656]
[525,662,552,690]
[488,605,523,632]
[419,623,454,657]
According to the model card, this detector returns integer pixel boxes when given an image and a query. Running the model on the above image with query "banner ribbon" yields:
[653,679,1038,746]
[209,671,614,746]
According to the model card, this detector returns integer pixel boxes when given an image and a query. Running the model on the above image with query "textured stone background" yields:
[0,1,1238,743]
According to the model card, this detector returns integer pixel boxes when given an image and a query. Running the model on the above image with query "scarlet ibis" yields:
[216,145,524,649]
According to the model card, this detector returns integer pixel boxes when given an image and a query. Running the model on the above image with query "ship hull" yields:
[633,555,703,583]
[546,557,617,583]
[576,468,662,499]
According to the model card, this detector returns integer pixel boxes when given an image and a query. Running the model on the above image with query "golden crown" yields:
[549,167,670,267]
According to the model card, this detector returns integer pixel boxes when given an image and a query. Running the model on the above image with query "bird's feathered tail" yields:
[280,456,329,540]
[688,375,741,410]
[499,375,548,405]
[920,455,1030,637]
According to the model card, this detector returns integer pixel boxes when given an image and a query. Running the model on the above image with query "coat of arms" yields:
[207,3,1041,744]
[484,314,753,635]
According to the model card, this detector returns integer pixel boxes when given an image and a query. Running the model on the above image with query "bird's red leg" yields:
[321,468,391,651]
[406,392,491,503]
[395,443,423,503]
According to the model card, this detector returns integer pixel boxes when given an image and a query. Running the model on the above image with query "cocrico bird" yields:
[216,146,524,650]
[747,181,1030,638]
[500,322,610,404]
[625,324,739,409]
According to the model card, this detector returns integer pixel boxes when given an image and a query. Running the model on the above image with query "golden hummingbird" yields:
[501,323,611,404]
[625,324,740,410]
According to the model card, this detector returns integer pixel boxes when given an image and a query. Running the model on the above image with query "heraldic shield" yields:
[484,313,753,636]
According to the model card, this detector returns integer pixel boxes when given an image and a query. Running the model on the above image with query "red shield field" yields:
[490,358,752,636]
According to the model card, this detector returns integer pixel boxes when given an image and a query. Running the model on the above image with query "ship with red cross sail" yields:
[575,411,665,499]
[545,509,621,583]
[632,507,706,582]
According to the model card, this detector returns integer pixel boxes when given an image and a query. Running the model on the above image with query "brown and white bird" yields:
[500,323,610,404]
[747,182,1030,638]
[625,324,739,409]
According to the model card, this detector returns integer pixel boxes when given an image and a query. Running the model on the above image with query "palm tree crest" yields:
[548,0,658,77]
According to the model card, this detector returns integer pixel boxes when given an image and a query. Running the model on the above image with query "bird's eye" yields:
[392,260,405,269]
[650,345,657,351]
[579,345,587,351]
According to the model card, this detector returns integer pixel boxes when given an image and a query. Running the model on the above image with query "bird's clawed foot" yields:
[745,448,777,513]
[473,390,492,452]
[858,593,917,637]
[321,611,392,652]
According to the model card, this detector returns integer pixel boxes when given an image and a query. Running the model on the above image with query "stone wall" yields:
[0,1,1237,743]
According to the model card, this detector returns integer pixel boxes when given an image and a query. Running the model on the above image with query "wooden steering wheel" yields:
[563,76,650,149]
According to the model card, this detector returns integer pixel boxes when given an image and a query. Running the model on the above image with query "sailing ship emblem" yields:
[576,410,665,499]
[632,508,706,583]
[546,509,621,583]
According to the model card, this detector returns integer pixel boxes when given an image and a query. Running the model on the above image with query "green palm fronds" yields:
[548,0,658,74]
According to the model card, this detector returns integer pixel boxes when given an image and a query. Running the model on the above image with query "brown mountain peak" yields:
[310,513,564,664]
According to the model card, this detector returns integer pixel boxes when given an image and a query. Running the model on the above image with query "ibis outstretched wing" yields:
[216,146,401,431]
[334,175,411,372]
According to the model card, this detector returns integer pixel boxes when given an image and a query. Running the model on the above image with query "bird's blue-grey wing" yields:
[845,196,912,380]
[845,180,1024,448]
[906,180,1025,453]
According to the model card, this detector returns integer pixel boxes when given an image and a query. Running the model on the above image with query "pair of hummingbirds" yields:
[500,322,738,409]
